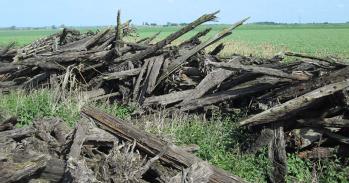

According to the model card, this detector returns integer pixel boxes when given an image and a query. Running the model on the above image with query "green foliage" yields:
[318,158,349,183]
[0,90,80,126]
[287,154,312,182]
[95,102,133,120]
[0,90,132,126]
[169,114,269,182]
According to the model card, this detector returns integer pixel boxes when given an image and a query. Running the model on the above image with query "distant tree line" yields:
[142,22,188,27]
[252,21,349,25]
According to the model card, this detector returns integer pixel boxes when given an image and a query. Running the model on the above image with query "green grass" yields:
[0,29,59,46]
[1,24,349,58]
[131,24,349,58]
[1,89,348,182]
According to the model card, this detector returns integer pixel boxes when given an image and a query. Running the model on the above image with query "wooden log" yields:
[180,61,236,105]
[146,55,164,94]
[318,128,349,144]
[0,116,18,131]
[102,68,141,80]
[89,92,120,102]
[155,17,249,88]
[133,59,151,102]
[21,73,49,89]
[285,51,349,66]
[207,60,309,81]
[21,50,111,64]
[0,155,48,183]
[139,32,161,44]
[298,147,336,159]
[169,161,213,183]
[68,122,87,159]
[39,158,66,182]
[210,43,225,55]
[178,76,287,111]
[115,9,123,47]
[179,28,211,47]
[0,65,24,74]
[58,28,69,45]
[0,81,16,88]
[297,117,349,128]
[137,57,155,104]
[82,107,247,183]
[143,89,194,106]
[0,126,35,140]
[266,66,349,103]
[240,79,349,126]
[59,36,92,51]
[248,128,274,154]
[181,67,202,76]
[268,123,287,183]
[115,11,219,64]
[84,28,111,50]
[0,42,15,56]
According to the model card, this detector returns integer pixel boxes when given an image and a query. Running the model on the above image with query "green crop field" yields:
[1,23,349,58]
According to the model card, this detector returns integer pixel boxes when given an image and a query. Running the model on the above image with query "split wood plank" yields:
[239,79,349,126]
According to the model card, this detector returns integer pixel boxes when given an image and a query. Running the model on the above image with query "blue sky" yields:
[1,0,348,27]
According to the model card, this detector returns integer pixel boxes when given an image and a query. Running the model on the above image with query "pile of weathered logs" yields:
[1,10,349,182]
[0,107,246,183]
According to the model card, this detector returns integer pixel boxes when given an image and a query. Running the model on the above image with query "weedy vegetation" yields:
[1,89,348,182]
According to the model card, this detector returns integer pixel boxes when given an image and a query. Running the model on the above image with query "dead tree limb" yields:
[285,51,349,66]
[180,61,236,105]
[179,28,211,47]
[115,11,219,64]
[146,55,164,94]
[103,68,141,80]
[178,76,288,111]
[207,61,309,80]
[143,90,194,106]
[133,59,151,102]
[155,17,250,88]
[115,10,123,48]
[240,79,349,126]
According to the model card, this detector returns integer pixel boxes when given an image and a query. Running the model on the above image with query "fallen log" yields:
[180,62,236,105]
[178,76,288,111]
[0,155,48,183]
[146,55,164,94]
[285,51,349,66]
[297,117,349,128]
[240,79,349,126]
[143,89,194,106]
[207,60,309,81]
[298,147,336,159]
[82,106,247,183]
[103,68,141,80]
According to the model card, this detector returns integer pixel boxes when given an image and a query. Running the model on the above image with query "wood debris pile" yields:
[1,10,349,182]
[0,107,246,183]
